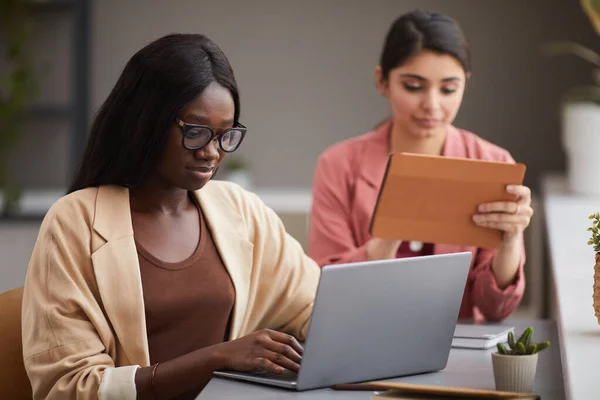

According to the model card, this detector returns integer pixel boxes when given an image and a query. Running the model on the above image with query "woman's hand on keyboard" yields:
[213,329,303,374]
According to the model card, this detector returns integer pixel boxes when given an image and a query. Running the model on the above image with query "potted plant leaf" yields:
[492,326,550,393]
[587,212,600,323]
[541,0,600,195]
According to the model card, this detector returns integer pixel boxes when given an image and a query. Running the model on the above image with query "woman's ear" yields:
[375,66,389,97]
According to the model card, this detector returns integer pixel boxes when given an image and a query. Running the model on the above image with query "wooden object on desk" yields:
[367,382,539,399]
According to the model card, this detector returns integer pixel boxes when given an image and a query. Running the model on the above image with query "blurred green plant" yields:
[0,0,38,216]
[222,156,249,172]
[582,0,600,34]
[541,0,600,104]
[588,213,600,252]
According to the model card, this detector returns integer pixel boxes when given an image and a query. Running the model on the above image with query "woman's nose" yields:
[421,90,441,112]
[195,137,220,161]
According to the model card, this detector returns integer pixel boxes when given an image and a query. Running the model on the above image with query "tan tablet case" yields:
[369,152,526,249]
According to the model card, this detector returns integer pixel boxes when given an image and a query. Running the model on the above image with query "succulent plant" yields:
[496,326,550,356]
[588,213,600,253]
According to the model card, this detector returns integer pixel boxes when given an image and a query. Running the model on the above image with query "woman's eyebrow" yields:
[399,74,461,83]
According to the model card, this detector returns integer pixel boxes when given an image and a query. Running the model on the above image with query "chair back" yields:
[0,287,32,399]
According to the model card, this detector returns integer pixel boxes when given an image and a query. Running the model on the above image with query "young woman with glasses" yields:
[21,34,319,400]
[308,10,534,323]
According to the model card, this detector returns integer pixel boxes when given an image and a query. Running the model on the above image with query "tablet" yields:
[369,152,526,249]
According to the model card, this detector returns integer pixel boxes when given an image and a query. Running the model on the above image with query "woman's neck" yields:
[388,123,447,156]
[129,175,192,215]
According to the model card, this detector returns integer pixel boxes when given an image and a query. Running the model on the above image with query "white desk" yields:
[199,320,564,399]
[543,175,600,400]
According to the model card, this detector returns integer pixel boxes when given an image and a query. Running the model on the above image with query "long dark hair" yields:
[69,33,240,193]
[379,9,471,80]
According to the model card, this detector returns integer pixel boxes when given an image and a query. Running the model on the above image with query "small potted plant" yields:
[492,326,550,393]
[587,212,600,324]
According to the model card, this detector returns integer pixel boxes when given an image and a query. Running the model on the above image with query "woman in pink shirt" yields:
[308,10,533,322]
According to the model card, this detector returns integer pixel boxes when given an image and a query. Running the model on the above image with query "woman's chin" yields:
[408,127,443,139]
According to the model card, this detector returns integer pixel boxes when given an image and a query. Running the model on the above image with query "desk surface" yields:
[543,175,600,400]
[198,320,564,399]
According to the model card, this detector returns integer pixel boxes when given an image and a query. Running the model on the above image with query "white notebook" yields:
[451,323,515,349]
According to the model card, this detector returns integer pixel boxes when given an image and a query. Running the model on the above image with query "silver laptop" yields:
[213,252,472,391]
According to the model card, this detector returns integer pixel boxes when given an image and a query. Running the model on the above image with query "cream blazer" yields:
[21,182,320,400]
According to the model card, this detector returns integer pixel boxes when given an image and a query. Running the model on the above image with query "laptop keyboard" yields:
[243,369,298,382]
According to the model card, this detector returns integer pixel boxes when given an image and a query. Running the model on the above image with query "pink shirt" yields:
[308,120,526,322]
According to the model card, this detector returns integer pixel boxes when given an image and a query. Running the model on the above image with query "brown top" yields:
[137,200,235,399]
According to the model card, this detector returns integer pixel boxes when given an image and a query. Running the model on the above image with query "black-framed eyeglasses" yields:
[175,118,247,153]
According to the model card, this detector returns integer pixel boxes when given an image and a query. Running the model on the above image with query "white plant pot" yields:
[491,352,538,393]
[562,102,600,195]
[224,170,252,189]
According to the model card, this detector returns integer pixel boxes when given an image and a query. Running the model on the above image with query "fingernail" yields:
[507,185,515,193]
[478,205,486,212]
[472,215,481,222]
